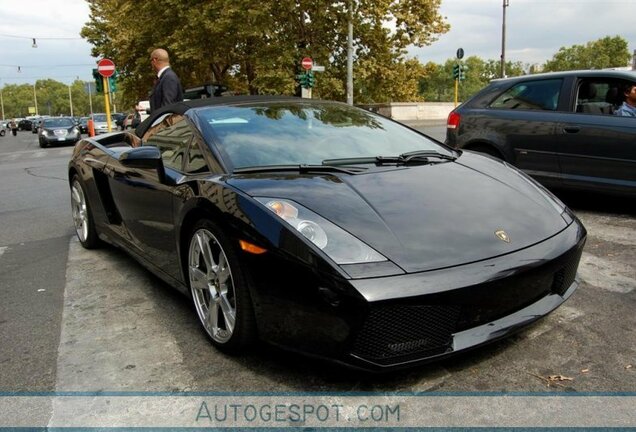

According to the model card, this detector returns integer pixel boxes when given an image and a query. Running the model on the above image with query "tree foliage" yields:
[419,56,524,102]
[1,80,106,119]
[543,35,631,72]
[80,0,448,106]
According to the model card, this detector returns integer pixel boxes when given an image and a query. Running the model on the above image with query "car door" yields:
[485,78,565,187]
[107,113,194,280]
[556,77,636,194]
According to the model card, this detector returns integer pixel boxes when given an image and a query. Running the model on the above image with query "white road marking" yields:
[578,252,635,293]
[0,246,7,258]
[0,154,20,161]
[33,151,46,158]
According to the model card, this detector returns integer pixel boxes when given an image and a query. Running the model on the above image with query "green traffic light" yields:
[92,69,104,93]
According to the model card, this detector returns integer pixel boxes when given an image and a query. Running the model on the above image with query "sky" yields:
[1,0,635,87]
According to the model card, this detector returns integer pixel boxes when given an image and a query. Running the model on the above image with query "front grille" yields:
[351,305,460,365]
[551,246,583,296]
[350,241,585,366]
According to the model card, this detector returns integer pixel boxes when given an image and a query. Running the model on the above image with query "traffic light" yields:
[306,71,315,88]
[452,64,460,80]
[459,65,467,81]
[296,73,307,88]
[92,68,104,93]
[108,74,117,92]
[296,72,316,89]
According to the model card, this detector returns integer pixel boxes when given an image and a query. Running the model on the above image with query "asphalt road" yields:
[0,127,634,397]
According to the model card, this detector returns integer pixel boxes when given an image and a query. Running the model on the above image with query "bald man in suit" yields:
[149,48,184,113]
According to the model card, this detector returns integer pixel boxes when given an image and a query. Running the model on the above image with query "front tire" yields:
[187,220,256,352]
[70,176,100,249]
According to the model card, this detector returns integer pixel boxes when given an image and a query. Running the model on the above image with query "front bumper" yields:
[254,218,586,371]
[40,134,80,144]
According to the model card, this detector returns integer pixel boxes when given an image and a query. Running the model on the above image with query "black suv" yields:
[446,70,636,196]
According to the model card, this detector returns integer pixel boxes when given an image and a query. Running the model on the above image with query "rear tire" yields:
[187,219,256,353]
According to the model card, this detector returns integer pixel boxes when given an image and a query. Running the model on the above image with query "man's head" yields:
[621,82,636,106]
[150,48,170,73]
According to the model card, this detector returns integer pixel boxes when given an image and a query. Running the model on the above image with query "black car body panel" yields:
[446,70,636,196]
[69,97,586,371]
[228,153,568,274]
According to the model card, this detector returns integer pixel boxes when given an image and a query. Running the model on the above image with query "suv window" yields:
[143,114,193,171]
[490,79,562,111]
[576,79,634,115]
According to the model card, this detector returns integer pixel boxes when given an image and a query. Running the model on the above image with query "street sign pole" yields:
[300,57,313,99]
[88,82,93,116]
[454,78,459,108]
[454,48,464,108]
[103,76,112,132]
[97,58,116,132]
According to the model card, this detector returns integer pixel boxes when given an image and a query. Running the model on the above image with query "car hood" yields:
[227,152,569,273]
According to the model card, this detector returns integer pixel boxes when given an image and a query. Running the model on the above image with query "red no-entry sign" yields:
[301,57,313,70]
[97,58,116,78]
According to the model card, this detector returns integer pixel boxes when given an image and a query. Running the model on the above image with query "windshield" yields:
[194,102,451,169]
[43,118,74,128]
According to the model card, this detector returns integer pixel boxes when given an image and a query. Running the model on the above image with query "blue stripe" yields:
[1,428,635,431]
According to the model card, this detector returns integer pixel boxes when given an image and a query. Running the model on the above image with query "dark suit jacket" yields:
[149,67,184,113]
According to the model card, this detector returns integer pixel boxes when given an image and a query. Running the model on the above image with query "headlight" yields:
[41,130,49,136]
[256,197,387,265]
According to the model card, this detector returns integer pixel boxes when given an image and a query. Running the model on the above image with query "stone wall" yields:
[357,102,456,121]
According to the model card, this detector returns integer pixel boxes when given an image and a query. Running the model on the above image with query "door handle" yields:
[563,126,580,133]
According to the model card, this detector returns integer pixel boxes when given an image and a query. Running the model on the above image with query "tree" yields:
[0,79,105,118]
[543,35,630,72]
[418,56,524,102]
[81,0,449,105]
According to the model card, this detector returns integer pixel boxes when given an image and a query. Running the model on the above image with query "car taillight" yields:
[447,111,460,130]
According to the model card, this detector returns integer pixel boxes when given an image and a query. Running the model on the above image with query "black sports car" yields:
[68,96,586,371]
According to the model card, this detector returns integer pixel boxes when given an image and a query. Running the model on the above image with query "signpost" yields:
[97,58,115,78]
[97,58,115,132]
[300,58,314,99]
[453,48,464,107]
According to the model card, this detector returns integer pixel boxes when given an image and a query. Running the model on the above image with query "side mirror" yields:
[119,146,165,183]
[119,145,161,168]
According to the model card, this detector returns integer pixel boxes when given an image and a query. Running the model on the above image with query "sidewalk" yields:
[398,118,447,127]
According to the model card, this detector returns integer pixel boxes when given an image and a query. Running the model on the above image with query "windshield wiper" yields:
[232,164,367,175]
[376,150,458,165]
[399,150,459,161]
[324,150,458,167]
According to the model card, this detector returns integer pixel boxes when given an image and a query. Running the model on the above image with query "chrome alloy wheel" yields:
[189,228,236,344]
[71,180,89,242]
